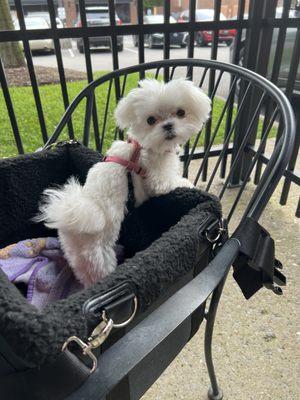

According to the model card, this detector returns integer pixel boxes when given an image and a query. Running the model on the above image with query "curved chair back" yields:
[45,59,295,225]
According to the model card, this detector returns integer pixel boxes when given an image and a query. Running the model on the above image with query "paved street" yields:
[32,36,231,97]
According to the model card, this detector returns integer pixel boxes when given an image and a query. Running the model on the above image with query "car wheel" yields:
[117,43,124,52]
[238,46,245,66]
[234,43,245,99]
[77,41,84,54]
[180,43,187,48]
[148,35,155,49]
[197,33,206,47]
[133,36,138,47]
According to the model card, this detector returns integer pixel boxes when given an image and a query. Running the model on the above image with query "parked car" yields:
[133,15,188,48]
[178,9,236,46]
[76,6,123,53]
[14,17,54,53]
[171,11,181,21]
[230,7,300,94]
[27,12,64,28]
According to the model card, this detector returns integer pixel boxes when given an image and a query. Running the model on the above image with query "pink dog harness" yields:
[103,138,146,177]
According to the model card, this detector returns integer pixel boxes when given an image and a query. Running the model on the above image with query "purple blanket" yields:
[0,238,125,310]
[0,237,83,310]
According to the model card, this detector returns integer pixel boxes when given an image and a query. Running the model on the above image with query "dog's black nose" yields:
[163,123,173,132]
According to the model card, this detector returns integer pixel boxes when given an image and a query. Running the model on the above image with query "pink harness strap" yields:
[103,138,146,177]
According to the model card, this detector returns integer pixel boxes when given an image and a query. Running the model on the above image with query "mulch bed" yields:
[5,66,86,87]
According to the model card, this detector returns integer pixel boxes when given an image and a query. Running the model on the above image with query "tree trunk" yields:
[63,0,77,27]
[0,0,25,68]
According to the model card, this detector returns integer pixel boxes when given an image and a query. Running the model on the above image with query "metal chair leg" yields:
[204,277,227,400]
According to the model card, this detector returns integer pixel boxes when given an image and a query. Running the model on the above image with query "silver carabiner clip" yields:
[62,296,138,373]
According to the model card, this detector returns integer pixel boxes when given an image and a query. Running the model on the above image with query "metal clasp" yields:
[205,218,228,244]
[62,296,138,373]
[62,335,103,373]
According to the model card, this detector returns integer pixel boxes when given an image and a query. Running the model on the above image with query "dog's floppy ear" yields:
[167,78,211,126]
[181,80,211,126]
[192,86,211,126]
[115,79,160,129]
[115,91,137,130]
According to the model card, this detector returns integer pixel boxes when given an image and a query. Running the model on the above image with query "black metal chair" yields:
[0,59,295,400]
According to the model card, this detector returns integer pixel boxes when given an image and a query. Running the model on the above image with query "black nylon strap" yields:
[232,217,286,299]
[0,349,91,400]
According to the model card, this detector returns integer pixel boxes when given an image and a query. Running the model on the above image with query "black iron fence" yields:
[0,0,299,216]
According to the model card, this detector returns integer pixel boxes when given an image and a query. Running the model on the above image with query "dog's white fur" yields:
[36,79,211,287]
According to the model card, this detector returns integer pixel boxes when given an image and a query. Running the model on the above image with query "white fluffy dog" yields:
[36,79,211,288]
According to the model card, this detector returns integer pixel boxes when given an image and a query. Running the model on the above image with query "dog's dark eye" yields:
[147,116,157,125]
[176,109,185,118]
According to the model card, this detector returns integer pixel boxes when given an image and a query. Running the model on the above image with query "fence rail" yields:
[0,0,299,216]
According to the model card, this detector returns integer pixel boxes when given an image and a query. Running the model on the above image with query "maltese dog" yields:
[36,78,211,288]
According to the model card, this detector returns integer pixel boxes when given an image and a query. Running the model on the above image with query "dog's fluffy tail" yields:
[34,177,105,233]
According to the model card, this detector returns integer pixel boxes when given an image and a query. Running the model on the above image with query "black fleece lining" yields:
[0,145,221,367]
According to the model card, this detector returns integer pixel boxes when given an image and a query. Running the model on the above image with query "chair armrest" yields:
[67,238,240,400]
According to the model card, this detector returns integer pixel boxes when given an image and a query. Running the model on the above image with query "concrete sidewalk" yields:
[142,152,299,400]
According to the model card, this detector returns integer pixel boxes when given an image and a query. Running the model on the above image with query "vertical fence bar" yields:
[220,0,245,178]
[280,26,300,206]
[253,100,275,184]
[296,198,300,218]
[100,79,113,153]
[183,0,196,178]
[194,82,252,187]
[187,0,196,78]
[272,3,295,147]
[78,0,100,149]
[254,0,292,183]
[108,0,122,140]
[108,0,120,72]
[229,0,265,186]
[239,0,277,181]
[270,0,292,84]
[137,0,145,80]
[78,0,93,81]
[14,0,48,144]
[201,0,221,182]
[218,93,266,198]
[0,58,24,154]
[281,30,300,101]
[163,0,170,82]
[47,0,74,139]
[83,93,94,146]
[226,108,279,222]
[210,0,220,62]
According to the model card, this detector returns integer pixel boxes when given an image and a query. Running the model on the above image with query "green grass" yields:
[0,71,134,158]
[0,73,277,158]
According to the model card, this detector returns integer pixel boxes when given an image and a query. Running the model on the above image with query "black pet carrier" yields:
[0,60,295,400]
